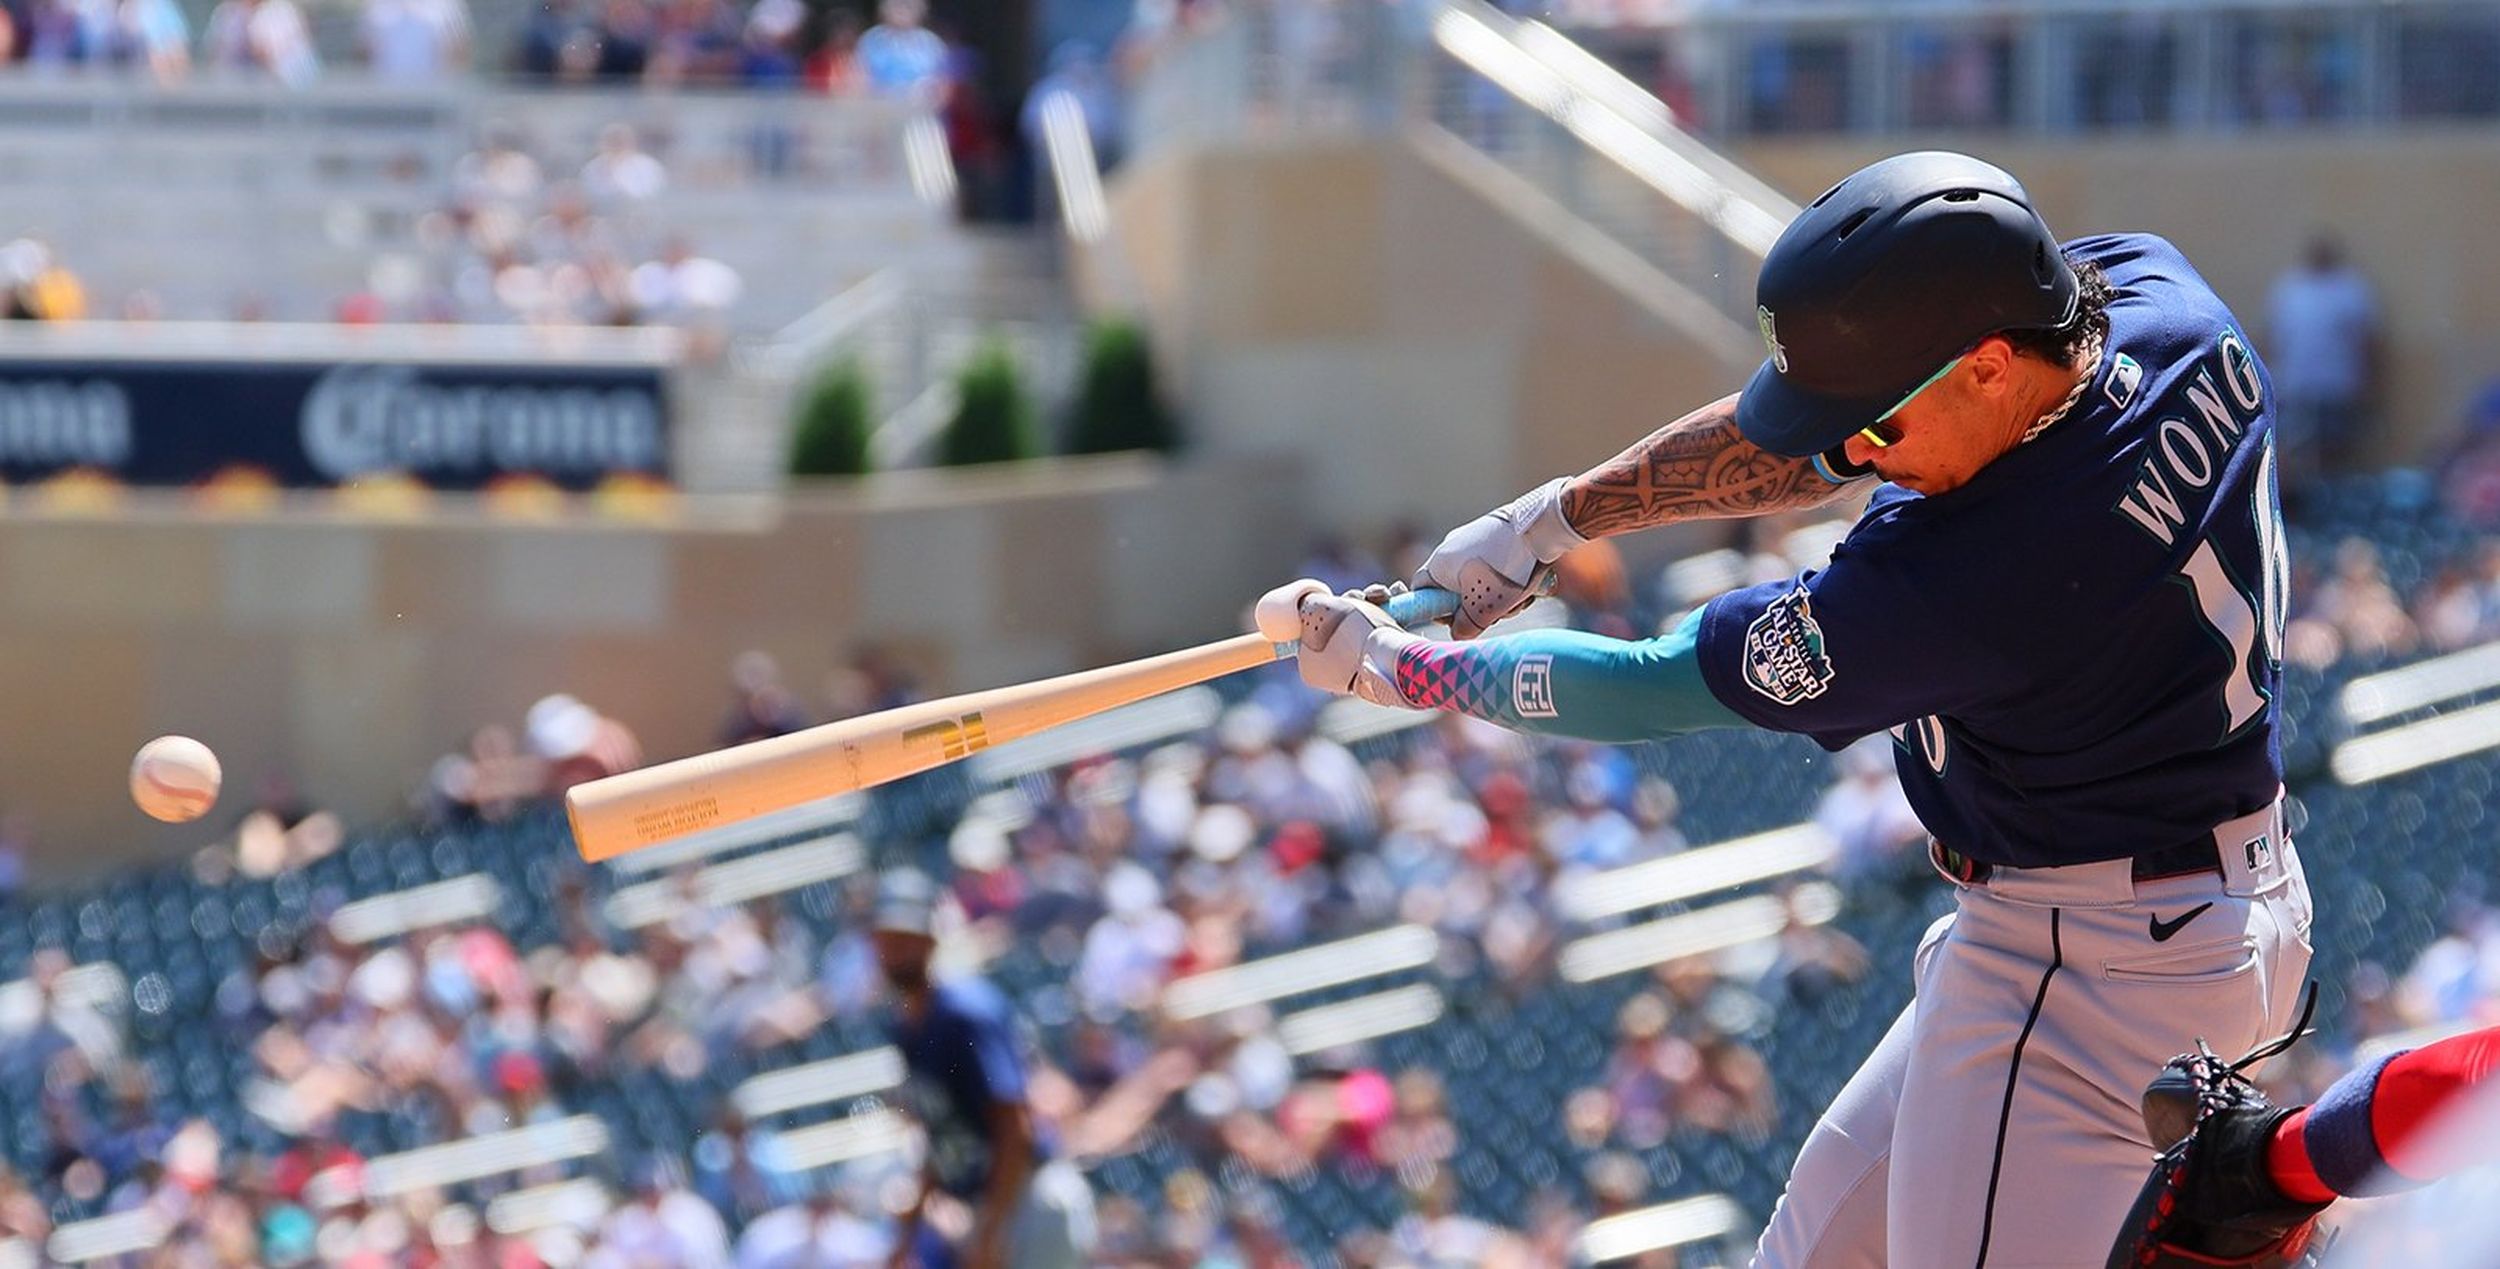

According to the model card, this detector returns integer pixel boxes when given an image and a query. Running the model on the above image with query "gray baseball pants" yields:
[1751,800,2315,1267]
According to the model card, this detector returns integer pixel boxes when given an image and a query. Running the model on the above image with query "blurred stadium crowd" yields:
[0,0,991,94]
[0,463,2478,1266]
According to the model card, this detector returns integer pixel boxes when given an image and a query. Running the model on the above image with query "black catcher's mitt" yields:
[2106,986,2333,1269]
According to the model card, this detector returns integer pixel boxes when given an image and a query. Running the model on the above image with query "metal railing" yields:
[1423,0,1798,327]
[1129,0,1800,333]
[1549,0,2500,137]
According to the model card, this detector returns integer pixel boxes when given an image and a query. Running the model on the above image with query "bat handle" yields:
[1273,576,1561,654]
[1382,586,1461,626]
[1387,570,1560,627]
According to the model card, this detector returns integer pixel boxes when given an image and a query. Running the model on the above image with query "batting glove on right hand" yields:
[1288,584,1422,707]
[1413,477,1587,640]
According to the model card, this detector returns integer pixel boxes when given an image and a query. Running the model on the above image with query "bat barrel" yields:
[567,584,1476,862]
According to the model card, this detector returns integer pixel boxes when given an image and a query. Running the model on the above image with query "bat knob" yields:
[1255,579,1331,642]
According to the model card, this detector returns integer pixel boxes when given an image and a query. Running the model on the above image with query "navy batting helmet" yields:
[1737,151,2078,459]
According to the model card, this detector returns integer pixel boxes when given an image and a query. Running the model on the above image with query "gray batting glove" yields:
[1296,585,1424,707]
[1413,477,1587,639]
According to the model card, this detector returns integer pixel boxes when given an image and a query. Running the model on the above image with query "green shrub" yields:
[788,358,874,477]
[1065,318,1180,456]
[938,337,1039,467]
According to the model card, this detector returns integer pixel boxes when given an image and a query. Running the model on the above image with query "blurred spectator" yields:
[2396,902,2500,1029]
[362,0,468,81]
[103,0,189,81]
[17,0,87,66]
[600,1156,734,1267]
[526,692,643,790]
[1595,992,1677,1149]
[0,948,118,1086]
[1627,774,1686,858]
[455,126,543,204]
[2266,232,2381,484]
[1374,1069,1457,1175]
[228,774,345,878]
[1814,736,1925,881]
[1681,1028,1778,1137]
[2438,382,2500,527]
[1019,41,1124,169]
[856,0,944,101]
[0,238,83,321]
[720,650,809,746]
[582,122,669,203]
[592,0,654,78]
[738,0,802,85]
[806,8,862,94]
[1761,885,1870,1007]
[2286,537,2419,667]
[201,0,317,85]
[1075,862,1184,1018]
[519,0,582,77]
[629,236,744,323]
[424,724,543,825]
[1540,757,1638,873]
[873,870,1099,1267]
[2415,561,2488,652]
[733,1175,889,1267]
[646,0,740,85]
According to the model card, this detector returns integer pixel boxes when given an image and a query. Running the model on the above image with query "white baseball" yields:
[1255,579,1331,642]
[130,735,221,824]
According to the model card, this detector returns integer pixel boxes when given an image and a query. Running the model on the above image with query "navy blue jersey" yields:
[883,976,1053,1197]
[1696,233,2287,868]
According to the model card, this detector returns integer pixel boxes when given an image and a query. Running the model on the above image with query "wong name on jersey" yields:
[2114,331,2268,547]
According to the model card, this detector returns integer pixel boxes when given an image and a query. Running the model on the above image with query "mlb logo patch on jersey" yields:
[2104,351,2142,410]
[1743,585,1835,705]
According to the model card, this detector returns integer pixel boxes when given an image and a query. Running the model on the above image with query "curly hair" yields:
[1999,255,2112,369]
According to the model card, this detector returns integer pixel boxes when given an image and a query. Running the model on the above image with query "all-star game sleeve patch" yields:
[1742,584,1836,705]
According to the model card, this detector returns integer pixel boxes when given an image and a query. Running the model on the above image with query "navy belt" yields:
[1931,837,2222,887]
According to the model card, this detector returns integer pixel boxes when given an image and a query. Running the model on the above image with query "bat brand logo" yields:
[1513,655,1557,718]
[903,712,992,760]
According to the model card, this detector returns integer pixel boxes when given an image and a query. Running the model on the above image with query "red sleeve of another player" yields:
[2373,1026,2500,1182]
[2285,1024,2500,1197]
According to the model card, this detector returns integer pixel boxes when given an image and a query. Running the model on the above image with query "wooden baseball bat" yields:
[566,586,1463,862]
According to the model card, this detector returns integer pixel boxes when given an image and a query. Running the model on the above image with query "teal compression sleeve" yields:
[1388,610,1745,742]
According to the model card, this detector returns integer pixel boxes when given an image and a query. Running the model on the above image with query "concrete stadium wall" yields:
[1734,130,2500,464]
[1097,129,2500,486]
[1089,135,1764,543]
[1,453,1303,877]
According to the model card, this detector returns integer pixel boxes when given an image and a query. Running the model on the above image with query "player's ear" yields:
[1964,336,2017,396]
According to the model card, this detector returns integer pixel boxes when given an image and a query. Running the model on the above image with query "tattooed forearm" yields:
[1558,393,1859,538]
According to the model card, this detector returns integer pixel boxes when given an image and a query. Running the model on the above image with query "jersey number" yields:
[2176,442,2287,738]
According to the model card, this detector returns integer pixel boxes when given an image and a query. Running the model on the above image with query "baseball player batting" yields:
[1262,149,2315,1266]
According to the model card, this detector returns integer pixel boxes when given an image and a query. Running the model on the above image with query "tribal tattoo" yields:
[1559,393,1859,539]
